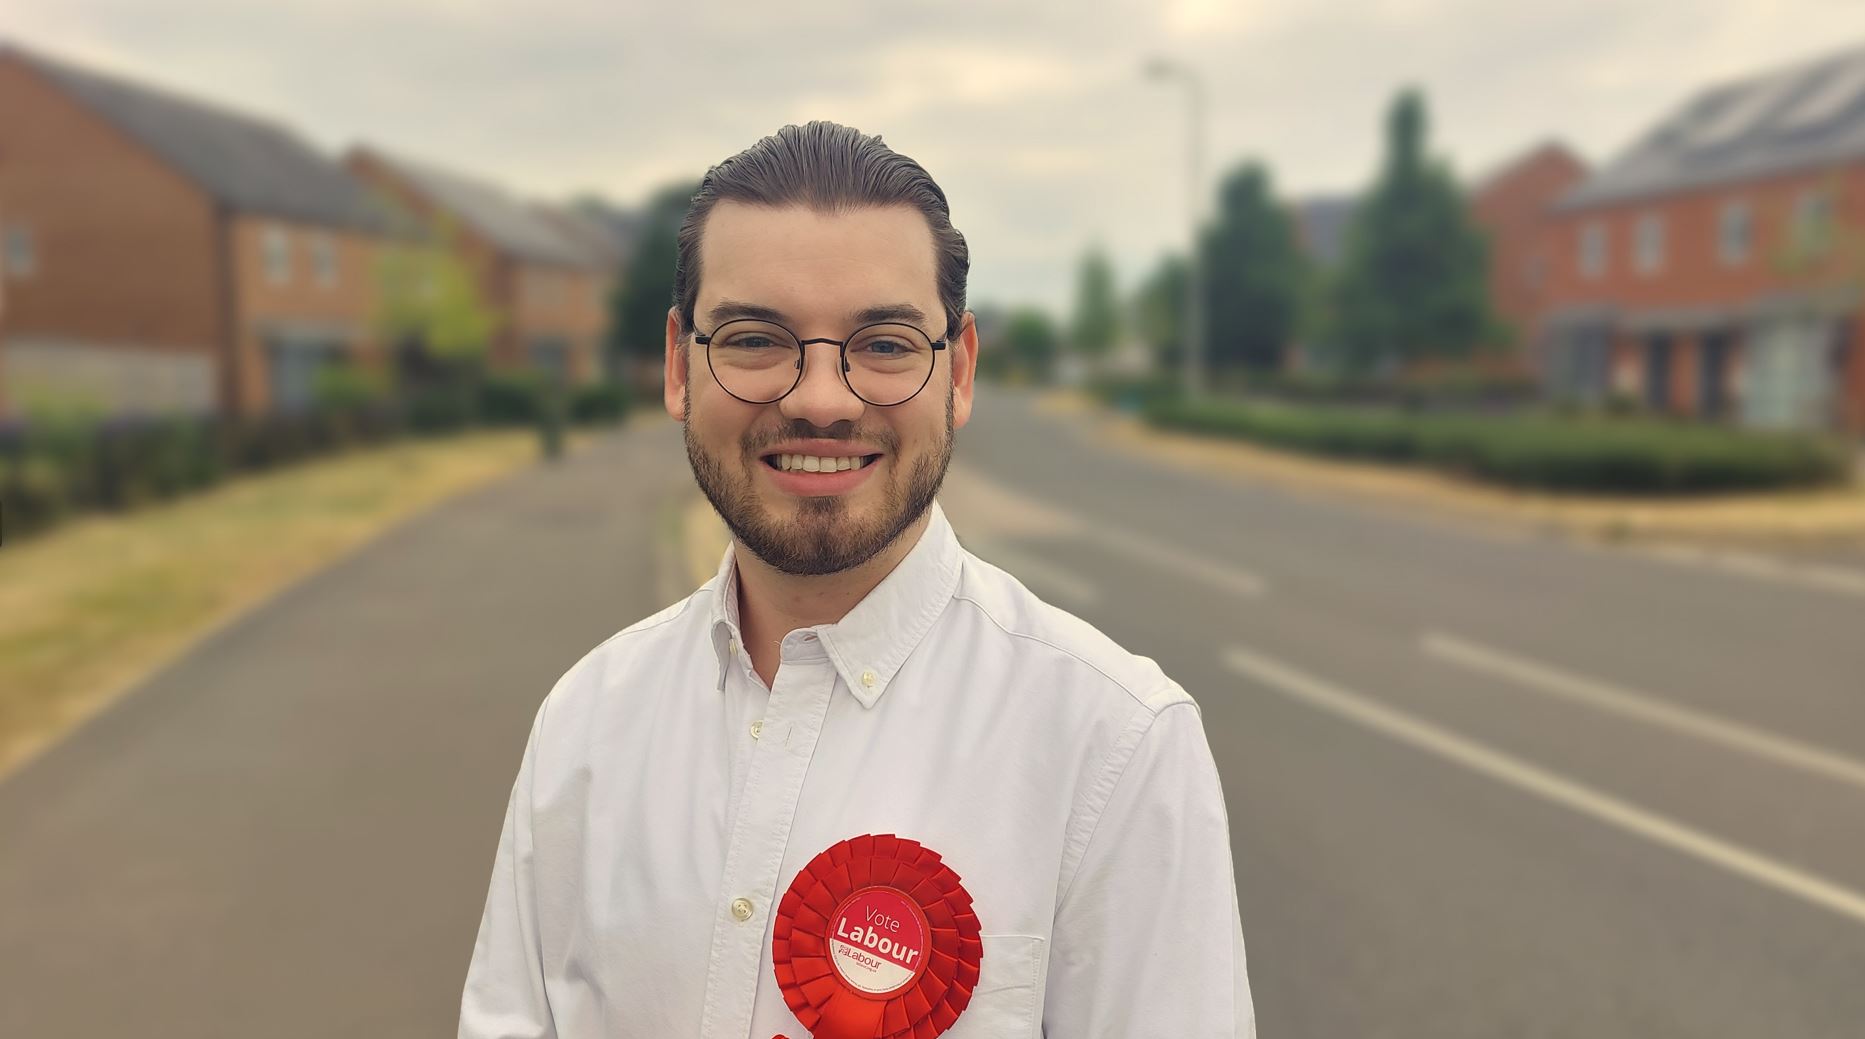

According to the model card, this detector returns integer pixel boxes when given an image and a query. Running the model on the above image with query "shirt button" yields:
[750,720,763,741]
[730,897,754,922]
[861,670,876,688]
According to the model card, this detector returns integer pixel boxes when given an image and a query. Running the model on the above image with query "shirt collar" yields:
[706,499,963,709]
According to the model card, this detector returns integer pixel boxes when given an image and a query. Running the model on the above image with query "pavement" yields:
[0,423,692,1038]
[5,387,1865,1037]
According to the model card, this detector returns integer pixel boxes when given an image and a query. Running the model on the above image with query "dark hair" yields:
[672,121,969,343]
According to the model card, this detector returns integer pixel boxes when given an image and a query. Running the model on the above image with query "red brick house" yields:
[1537,45,1865,432]
[0,42,403,419]
[345,148,614,387]
[1471,142,1588,349]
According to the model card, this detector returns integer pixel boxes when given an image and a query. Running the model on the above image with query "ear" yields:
[950,310,979,430]
[664,307,688,421]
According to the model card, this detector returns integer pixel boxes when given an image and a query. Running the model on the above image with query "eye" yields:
[726,334,783,349]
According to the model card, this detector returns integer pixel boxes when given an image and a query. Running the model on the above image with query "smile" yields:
[762,453,883,473]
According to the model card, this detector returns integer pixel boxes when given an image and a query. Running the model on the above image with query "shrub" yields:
[570,380,631,424]
[478,371,548,426]
[1085,372,1181,413]
[314,365,392,412]
[1143,395,1851,494]
[403,383,477,435]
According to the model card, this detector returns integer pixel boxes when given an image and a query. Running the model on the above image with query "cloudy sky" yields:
[12,0,1865,313]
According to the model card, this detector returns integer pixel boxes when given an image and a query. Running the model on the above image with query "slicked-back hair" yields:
[672,121,969,345]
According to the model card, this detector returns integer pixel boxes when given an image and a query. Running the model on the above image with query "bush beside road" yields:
[1045,387,1865,546]
[1143,394,1850,494]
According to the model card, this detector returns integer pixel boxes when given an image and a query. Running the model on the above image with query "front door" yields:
[1644,334,1673,412]
[1699,330,1733,421]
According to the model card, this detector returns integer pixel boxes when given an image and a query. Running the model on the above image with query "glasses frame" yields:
[695,318,948,407]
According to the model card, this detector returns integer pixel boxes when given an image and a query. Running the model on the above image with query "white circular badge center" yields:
[827,887,928,996]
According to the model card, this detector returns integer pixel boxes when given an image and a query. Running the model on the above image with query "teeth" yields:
[778,454,868,472]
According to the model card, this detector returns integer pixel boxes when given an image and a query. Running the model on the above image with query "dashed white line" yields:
[1078,525,1268,599]
[1628,543,1865,601]
[1223,643,1865,928]
[1421,632,1865,794]
[973,543,1100,605]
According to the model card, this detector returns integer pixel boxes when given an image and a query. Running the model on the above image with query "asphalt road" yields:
[4,385,1864,1037]
[954,385,1865,1039]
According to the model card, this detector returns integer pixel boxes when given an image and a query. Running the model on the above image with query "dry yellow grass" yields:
[0,428,592,778]
[1039,389,1865,547]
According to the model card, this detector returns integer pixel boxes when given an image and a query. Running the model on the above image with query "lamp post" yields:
[1144,56,1206,400]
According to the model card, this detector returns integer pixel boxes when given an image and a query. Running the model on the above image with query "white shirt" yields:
[458,499,1254,1037]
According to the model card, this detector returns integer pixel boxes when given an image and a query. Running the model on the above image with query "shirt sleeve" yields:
[1043,696,1256,1037]
[458,696,557,1039]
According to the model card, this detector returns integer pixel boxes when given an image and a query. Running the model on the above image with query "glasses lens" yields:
[708,320,801,402]
[845,323,935,406]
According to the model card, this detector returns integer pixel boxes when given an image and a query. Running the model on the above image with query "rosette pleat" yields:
[771,834,983,1039]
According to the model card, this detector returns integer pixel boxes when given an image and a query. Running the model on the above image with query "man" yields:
[458,121,1254,1037]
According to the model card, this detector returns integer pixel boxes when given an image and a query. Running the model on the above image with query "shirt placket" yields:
[699,631,837,1037]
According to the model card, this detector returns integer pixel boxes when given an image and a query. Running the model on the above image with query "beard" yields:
[685,381,955,577]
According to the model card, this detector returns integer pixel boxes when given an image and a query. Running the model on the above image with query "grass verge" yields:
[0,429,584,778]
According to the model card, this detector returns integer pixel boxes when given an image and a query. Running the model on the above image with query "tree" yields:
[1132,252,1188,373]
[1200,163,1304,375]
[610,180,701,389]
[1329,89,1500,375]
[373,219,499,377]
[1004,307,1062,383]
[1068,245,1121,363]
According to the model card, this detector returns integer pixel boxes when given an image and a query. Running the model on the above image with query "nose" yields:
[777,341,866,428]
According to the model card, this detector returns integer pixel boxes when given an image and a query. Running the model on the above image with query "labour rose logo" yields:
[771,834,982,1039]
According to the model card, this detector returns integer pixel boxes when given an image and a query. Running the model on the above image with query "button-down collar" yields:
[705,499,963,708]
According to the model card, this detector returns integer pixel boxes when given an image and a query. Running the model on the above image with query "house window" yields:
[3,225,36,279]
[1579,220,1607,279]
[264,224,292,284]
[1634,212,1665,275]
[1718,200,1751,266]
[312,233,338,288]
[1791,187,1835,255]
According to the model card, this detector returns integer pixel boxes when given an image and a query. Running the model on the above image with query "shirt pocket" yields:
[944,933,1045,1039]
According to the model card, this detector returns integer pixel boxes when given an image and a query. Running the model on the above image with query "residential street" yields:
[4,385,1864,1036]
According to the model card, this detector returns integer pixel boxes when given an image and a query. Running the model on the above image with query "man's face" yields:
[665,202,978,576]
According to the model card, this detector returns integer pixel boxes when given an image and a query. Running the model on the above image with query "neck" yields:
[735,509,933,664]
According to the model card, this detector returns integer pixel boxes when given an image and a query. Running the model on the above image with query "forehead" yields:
[696,202,939,327]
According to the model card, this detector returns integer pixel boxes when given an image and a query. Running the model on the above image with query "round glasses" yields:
[695,319,947,407]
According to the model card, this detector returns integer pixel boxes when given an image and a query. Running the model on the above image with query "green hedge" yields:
[477,371,548,426]
[1089,369,1542,413]
[0,373,637,543]
[1143,396,1852,494]
[570,380,631,424]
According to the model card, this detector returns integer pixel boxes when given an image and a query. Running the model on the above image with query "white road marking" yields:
[940,460,1267,600]
[1628,543,1865,601]
[1077,525,1268,599]
[1798,562,1865,597]
[973,544,1100,605]
[1223,644,1865,928]
[1421,632,1865,794]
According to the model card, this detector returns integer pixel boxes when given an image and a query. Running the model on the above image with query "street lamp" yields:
[1144,56,1206,400]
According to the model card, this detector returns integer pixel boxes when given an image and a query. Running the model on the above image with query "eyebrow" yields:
[704,299,931,330]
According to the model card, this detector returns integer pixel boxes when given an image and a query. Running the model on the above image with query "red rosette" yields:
[772,833,983,1039]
